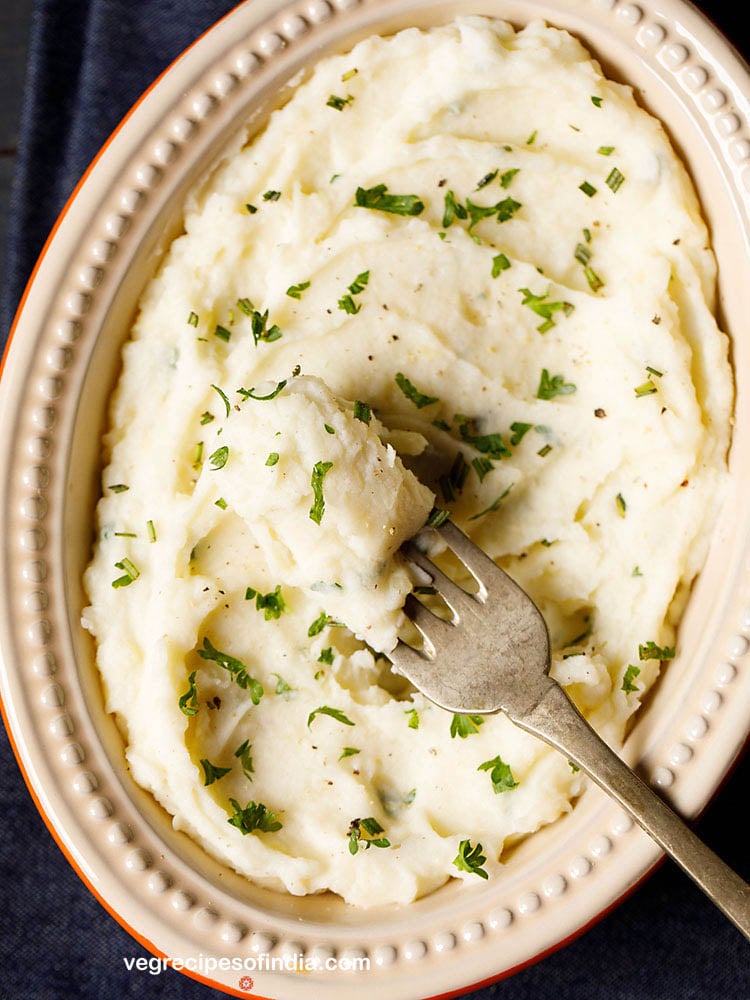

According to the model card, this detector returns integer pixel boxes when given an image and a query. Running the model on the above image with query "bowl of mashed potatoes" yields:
[1,1,748,997]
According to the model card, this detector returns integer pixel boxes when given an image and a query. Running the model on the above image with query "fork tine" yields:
[437,520,498,592]
[402,541,484,622]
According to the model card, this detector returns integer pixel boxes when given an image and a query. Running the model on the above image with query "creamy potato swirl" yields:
[83,18,732,906]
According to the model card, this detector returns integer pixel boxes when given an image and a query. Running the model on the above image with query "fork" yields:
[390,519,750,939]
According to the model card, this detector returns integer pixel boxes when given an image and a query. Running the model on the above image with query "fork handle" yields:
[518,681,750,939]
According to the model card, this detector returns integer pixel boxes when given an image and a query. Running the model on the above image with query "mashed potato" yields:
[83,17,732,906]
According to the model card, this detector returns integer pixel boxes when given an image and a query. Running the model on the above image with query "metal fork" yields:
[390,519,750,939]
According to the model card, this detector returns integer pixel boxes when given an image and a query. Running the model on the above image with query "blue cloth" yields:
[1,2,748,997]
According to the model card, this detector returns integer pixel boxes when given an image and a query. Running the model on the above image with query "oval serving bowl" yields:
[1,0,749,997]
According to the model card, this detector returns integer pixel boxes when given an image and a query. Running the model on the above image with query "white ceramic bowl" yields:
[1,1,749,997]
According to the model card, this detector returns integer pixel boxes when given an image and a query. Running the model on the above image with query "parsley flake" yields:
[395,372,439,408]
[518,287,574,333]
[228,799,282,834]
[309,460,333,525]
[197,638,264,703]
[354,184,424,216]
[450,713,485,738]
[537,369,577,400]
[200,758,231,785]
[453,839,489,879]
[621,664,641,694]
[348,817,390,854]
[286,280,311,299]
[234,739,255,780]
[307,705,355,728]
[478,756,519,793]
[178,671,199,717]
[639,641,676,661]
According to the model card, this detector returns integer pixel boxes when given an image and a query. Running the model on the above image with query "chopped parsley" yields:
[465,196,521,230]
[178,671,199,717]
[616,493,627,517]
[405,708,420,729]
[353,400,371,424]
[478,756,519,794]
[518,287,574,333]
[197,637,264,703]
[318,647,334,665]
[492,253,511,277]
[621,664,641,694]
[309,460,333,525]
[326,93,354,110]
[639,641,676,661]
[237,379,287,401]
[395,372,439,408]
[200,758,231,785]
[200,411,214,425]
[187,311,199,327]
[286,280,311,299]
[245,203,258,214]
[574,240,604,292]
[453,839,489,879]
[211,383,231,417]
[475,169,498,189]
[579,181,597,198]
[234,739,255,780]
[339,747,360,760]
[263,190,281,201]
[108,483,129,493]
[354,184,424,216]
[598,145,615,156]
[450,713,485,738]
[228,799,282,834]
[308,611,336,636]
[472,456,494,483]
[245,584,287,620]
[266,452,280,466]
[338,269,370,314]
[442,189,468,227]
[591,95,603,107]
[500,167,520,188]
[273,674,293,697]
[348,817,390,854]
[208,445,229,470]
[537,369,577,400]
[214,324,232,343]
[457,416,511,459]
[307,705,355,728]
[112,558,139,588]
[248,308,282,346]
[509,421,533,446]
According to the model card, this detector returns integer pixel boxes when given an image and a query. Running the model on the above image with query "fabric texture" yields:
[1,2,748,998]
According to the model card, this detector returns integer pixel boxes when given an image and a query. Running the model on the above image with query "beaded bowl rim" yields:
[1,0,749,997]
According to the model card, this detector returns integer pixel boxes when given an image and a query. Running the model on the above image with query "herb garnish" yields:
[405,708,420,729]
[537,369,576,400]
[146,519,156,543]
[307,705,355,728]
[509,421,532,446]
[187,311,199,327]
[211,384,231,417]
[266,452,280,466]
[465,196,521,230]
[197,638,264,703]
[579,181,597,198]
[450,713,485,738]
[263,190,281,202]
[492,253,511,277]
[208,445,229,470]
[453,839,489,879]
[348,817,390,853]
[395,372,439,408]
[214,324,232,343]
[237,379,287,401]
[200,758,231,785]
[519,287,574,333]
[308,611,336,636]
[286,280,311,299]
[326,93,354,110]
[478,756,519,793]
[340,747,360,760]
[228,799,282,834]
[112,558,139,588]
[468,485,513,521]
[426,507,451,528]
[309,460,333,525]
[456,416,511,459]
[234,739,255,780]
[616,493,627,517]
[245,584,287,620]
[353,400,371,424]
[638,641,676,661]
[178,671,199,717]
[354,184,425,216]
[442,189,468,227]
[605,167,625,193]
[438,452,469,503]
[108,483,129,493]
[338,270,370,314]
[621,665,640,694]
[318,647,334,665]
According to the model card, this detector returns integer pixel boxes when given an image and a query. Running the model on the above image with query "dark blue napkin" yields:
[1,2,748,998]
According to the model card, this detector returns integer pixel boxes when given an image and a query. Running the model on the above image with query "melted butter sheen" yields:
[83,17,732,906]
